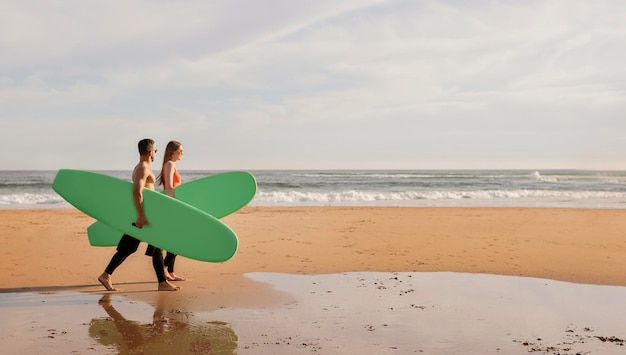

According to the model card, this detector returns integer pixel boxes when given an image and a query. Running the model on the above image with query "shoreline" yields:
[3,206,626,289]
[2,206,626,353]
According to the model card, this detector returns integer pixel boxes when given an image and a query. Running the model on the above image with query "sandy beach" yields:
[2,207,626,353]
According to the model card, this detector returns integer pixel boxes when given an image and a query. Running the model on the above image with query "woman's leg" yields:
[164,252,176,273]
[164,252,186,281]
[152,248,180,291]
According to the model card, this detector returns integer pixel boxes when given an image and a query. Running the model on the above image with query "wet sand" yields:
[1,207,626,353]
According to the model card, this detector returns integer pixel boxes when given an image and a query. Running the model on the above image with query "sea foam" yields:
[0,193,65,206]
[253,189,626,206]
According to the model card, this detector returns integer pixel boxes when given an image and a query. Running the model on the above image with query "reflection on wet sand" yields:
[90,294,238,354]
[3,272,626,354]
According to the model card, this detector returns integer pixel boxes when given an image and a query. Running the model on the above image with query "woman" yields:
[146,140,186,282]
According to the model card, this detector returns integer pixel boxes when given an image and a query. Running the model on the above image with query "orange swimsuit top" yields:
[162,167,182,188]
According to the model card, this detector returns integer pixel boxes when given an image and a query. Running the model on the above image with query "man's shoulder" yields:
[133,163,147,173]
[132,162,154,179]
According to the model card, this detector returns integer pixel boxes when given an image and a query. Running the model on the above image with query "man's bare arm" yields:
[132,165,149,227]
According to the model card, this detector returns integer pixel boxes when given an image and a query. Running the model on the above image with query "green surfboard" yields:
[87,171,257,247]
[53,169,238,263]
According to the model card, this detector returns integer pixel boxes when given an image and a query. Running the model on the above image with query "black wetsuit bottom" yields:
[104,234,140,275]
[151,247,167,283]
[146,245,178,273]
[164,252,177,273]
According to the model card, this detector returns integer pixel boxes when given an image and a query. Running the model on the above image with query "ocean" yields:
[2,170,626,210]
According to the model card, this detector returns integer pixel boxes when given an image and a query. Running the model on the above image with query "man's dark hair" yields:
[138,138,155,155]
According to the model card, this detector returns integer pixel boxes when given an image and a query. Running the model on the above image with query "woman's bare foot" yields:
[167,272,186,281]
[158,281,181,291]
[98,273,119,291]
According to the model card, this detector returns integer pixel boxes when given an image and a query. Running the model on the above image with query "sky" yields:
[2,0,626,170]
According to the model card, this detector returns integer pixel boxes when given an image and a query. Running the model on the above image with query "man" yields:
[97,138,180,291]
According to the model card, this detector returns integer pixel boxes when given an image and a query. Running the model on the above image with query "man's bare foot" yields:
[167,272,186,281]
[158,281,181,291]
[98,273,119,291]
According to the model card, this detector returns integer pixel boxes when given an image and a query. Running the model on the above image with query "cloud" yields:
[1,0,626,169]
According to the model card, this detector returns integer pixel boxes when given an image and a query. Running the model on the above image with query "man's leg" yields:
[98,234,140,291]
